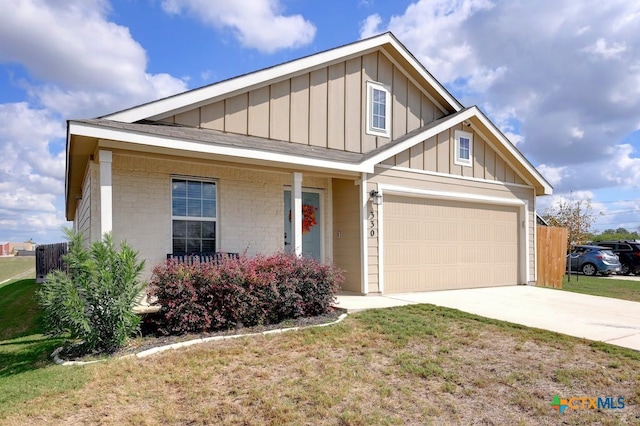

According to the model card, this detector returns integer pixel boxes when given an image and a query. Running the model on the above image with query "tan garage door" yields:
[383,195,519,293]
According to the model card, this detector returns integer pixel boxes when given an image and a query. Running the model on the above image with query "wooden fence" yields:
[536,225,568,288]
[36,242,68,283]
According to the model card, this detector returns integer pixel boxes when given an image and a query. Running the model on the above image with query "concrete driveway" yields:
[335,285,640,351]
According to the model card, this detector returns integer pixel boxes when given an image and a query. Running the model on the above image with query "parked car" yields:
[566,245,622,276]
[593,240,640,275]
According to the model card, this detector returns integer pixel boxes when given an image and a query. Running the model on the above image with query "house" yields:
[65,32,551,294]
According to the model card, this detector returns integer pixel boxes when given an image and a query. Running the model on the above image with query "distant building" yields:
[0,242,37,256]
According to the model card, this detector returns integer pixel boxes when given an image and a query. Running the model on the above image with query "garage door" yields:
[383,195,519,293]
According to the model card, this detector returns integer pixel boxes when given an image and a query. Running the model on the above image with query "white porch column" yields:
[99,150,113,236]
[291,172,303,256]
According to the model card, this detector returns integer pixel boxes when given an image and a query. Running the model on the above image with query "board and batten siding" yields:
[385,125,528,186]
[164,51,445,155]
[331,178,362,293]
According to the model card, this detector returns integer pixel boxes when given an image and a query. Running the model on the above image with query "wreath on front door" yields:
[289,204,318,234]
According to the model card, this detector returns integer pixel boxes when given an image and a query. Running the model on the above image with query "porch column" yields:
[99,150,113,236]
[291,172,303,256]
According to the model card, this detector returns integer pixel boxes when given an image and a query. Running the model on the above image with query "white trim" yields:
[377,184,528,287]
[170,176,219,253]
[70,122,368,174]
[284,185,326,261]
[378,47,449,115]
[523,200,530,284]
[366,81,391,138]
[98,150,112,236]
[291,173,303,257]
[454,130,473,167]
[361,108,476,169]
[376,185,385,294]
[104,33,461,123]
[360,173,369,294]
[376,164,535,191]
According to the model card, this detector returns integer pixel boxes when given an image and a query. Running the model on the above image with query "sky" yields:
[1,0,639,244]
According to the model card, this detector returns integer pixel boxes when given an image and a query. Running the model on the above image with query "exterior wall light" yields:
[369,190,382,205]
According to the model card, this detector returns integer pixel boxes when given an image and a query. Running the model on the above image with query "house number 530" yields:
[368,211,377,238]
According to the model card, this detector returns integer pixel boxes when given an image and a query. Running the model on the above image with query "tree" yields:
[542,198,596,247]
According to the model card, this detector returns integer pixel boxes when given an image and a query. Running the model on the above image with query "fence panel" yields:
[36,242,69,283]
[536,225,568,288]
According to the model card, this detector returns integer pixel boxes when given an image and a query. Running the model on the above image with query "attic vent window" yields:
[366,81,391,138]
[454,130,473,167]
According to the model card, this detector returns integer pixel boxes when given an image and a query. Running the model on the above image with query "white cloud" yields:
[582,38,627,60]
[0,1,189,242]
[161,0,316,53]
[360,13,382,39]
[0,0,188,118]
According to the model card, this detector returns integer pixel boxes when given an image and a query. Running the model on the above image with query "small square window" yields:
[366,81,391,138]
[454,130,473,167]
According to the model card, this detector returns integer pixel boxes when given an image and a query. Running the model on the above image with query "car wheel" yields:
[582,263,597,276]
[621,263,631,275]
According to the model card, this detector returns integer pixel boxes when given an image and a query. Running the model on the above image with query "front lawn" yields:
[561,275,640,302]
[1,303,638,424]
[0,257,35,282]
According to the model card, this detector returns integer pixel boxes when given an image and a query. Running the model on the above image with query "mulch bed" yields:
[58,308,344,362]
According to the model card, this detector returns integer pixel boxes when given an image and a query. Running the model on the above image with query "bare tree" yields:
[542,198,596,246]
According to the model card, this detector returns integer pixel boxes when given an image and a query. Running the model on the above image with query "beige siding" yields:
[328,63,346,151]
[225,93,248,134]
[270,80,290,141]
[290,74,310,144]
[76,163,93,246]
[309,68,328,147]
[248,87,270,138]
[110,153,331,279]
[332,179,362,292]
[161,50,445,155]
[387,126,529,187]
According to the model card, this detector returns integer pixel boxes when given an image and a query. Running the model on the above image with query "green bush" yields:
[36,230,145,354]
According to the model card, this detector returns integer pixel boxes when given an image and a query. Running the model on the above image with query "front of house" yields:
[65,32,551,295]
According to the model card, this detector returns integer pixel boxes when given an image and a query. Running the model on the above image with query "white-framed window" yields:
[454,130,473,167]
[171,177,217,253]
[366,81,391,138]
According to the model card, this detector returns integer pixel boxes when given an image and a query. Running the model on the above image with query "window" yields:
[454,130,473,167]
[366,81,391,138]
[171,178,217,254]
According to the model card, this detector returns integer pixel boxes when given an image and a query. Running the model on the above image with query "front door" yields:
[284,190,322,260]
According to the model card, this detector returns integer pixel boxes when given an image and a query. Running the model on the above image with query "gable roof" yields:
[103,32,462,123]
[66,32,552,220]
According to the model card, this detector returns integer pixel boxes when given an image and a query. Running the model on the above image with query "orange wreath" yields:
[288,204,318,234]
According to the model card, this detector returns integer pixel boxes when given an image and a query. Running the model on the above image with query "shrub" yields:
[37,230,146,354]
[149,253,343,334]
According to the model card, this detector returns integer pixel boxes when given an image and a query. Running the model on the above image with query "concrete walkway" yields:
[335,285,640,351]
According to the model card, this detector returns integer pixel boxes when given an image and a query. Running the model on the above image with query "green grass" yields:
[561,275,640,302]
[0,256,35,282]
[0,279,44,340]
[0,278,89,418]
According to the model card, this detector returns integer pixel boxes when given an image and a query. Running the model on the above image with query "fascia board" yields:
[385,38,462,112]
[472,109,553,195]
[104,34,397,123]
[362,108,476,168]
[68,122,370,174]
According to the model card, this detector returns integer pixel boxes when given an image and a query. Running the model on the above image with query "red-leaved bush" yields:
[148,253,344,334]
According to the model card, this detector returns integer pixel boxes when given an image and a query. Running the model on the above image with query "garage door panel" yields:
[383,195,518,293]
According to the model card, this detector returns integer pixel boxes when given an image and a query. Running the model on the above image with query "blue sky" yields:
[1,0,639,244]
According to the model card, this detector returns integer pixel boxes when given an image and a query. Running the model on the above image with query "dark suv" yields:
[595,240,640,275]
